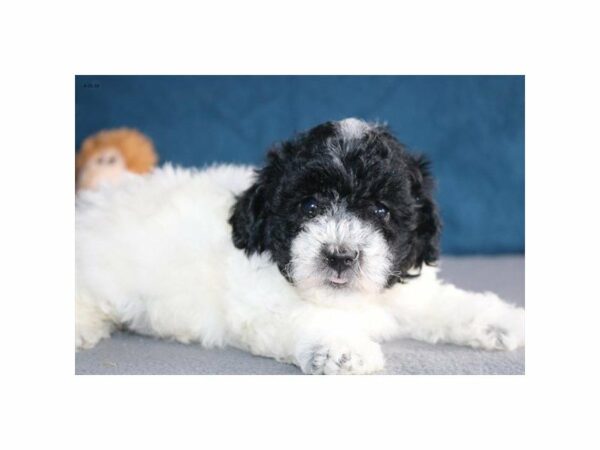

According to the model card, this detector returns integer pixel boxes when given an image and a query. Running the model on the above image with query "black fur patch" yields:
[229,120,441,286]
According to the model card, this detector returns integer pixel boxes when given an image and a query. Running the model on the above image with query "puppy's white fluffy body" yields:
[76,164,524,374]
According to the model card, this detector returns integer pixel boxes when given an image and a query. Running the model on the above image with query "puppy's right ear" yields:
[229,179,268,254]
[229,149,284,255]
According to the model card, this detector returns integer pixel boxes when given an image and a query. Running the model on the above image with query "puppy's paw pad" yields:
[476,308,525,351]
[75,334,99,351]
[483,325,510,349]
[75,325,111,351]
[302,341,384,375]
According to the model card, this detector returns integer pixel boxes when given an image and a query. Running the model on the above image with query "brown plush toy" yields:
[75,128,158,191]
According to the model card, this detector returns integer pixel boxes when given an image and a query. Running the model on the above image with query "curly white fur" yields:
[75,164,525,374]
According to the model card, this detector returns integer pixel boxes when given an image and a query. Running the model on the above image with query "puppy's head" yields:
[229,118,441,298]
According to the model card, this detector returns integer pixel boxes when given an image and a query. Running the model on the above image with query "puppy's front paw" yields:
[471,306,525,351]
[299,340,385,375]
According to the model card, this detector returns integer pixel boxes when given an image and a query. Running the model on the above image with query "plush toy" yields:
[75,128,158,191]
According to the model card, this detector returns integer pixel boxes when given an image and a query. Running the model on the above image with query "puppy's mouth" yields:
[327,276,350,288]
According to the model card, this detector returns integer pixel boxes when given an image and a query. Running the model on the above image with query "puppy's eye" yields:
[373,203,389,219]
[301,197,319,218]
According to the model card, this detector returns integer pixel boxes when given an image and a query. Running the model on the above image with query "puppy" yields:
[75,118,524,374]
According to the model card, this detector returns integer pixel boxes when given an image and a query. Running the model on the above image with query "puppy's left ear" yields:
[407,154,442,268]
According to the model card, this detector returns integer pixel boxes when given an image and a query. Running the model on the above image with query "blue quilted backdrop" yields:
[75,75,524,255]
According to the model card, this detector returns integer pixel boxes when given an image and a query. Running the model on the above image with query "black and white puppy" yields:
[76,118,524,374]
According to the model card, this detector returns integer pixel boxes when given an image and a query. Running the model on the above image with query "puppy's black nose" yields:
[324,249,358,274]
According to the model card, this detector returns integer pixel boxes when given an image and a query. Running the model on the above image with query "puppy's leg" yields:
[236,308,385,375]
[392,281,525,351]
[75,293,115,350]
[294,334,385,375]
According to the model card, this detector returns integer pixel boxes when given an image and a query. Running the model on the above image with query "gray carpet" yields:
[75,256,525,375]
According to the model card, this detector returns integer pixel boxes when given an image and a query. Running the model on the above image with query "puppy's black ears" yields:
[228,149,283,254]
[408,154,442,268]
[229,180,267,254]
